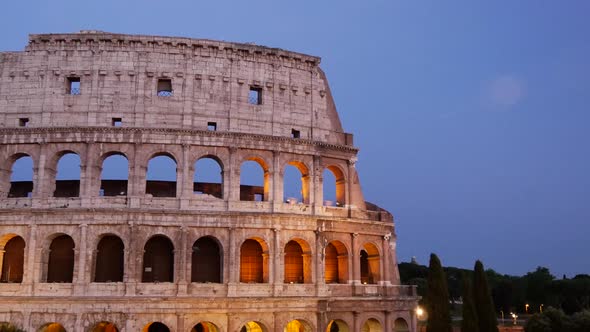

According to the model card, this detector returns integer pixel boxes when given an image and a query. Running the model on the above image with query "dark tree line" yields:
[400,262,590,315]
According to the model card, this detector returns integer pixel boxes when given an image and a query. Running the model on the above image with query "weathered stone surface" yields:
[0,32,418,332]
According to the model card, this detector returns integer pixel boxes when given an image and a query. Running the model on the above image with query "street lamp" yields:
[511,313,518,325]
[525,303,529,314]
[540,304,544,313]
[416,306,424,319]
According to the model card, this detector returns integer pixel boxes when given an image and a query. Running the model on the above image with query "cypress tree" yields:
[473,260,499,332]
[461,272,479,332]
[426,253,452,332]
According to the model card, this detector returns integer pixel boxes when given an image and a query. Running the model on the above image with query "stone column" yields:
[384,310,392,332]
[273,228,281,285]
[177,226,188,295]
[74,223,88,294]
[182,144,192,197]
[313,155,322,214]
[382,234,391,285]
[228,227,237,283]
[80,142,96,199]
[351,233,360,285]
[315,230,325,288]
[228,148,240,202]
[125,222,137,295]
[272,151,282,209]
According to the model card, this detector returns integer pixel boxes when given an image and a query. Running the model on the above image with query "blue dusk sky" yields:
[1,1,589,278]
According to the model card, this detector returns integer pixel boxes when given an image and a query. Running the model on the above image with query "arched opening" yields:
[54,153,81,197]
[284,320,312,332]
[284,240,305,284]
[141,322,170,332]
[190,321,219,332]
[100,154,128,196]
[94,235,124,282]
[191,236,222,283]
[240,239,268,283]
[146,154,177,197]
[240,321,265,332]
[283,162,310,204]
[393,318,409,332]
[361,319,382,332]
[90,321,119,332]
[142,235,174,283]
[0,235,25,283]
[325,241,348,284]
[326,320,349,332]
[240,159,269,201]
[360,243,380,285]
[323,166,345,207]
[193,156,223,199]
[8,155,33,198]
[38,322,66,332]
[47,235,75,283]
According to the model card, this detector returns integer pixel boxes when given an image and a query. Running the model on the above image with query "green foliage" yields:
[0,323,26,332]
[473,260,498,332]
[461,273,479,332]
[426,253,452,332]
[400,261,590,315]
[523,307,590,332]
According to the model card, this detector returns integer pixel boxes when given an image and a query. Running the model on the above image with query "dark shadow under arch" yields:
[191,236,222,283]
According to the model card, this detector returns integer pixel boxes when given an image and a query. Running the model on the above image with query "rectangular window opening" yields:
[157,79,173,97]
[254,193,263,202]
[248,87,262,105]
[67,77,81,95]
[19,118,29,127]
[291,129,300,139]
[112,118,122,127]
[207,122,217,131]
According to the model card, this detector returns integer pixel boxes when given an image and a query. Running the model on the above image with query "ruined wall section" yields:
[0,32,349,145]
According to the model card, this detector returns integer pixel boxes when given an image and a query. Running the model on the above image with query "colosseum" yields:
[0,31,418,332]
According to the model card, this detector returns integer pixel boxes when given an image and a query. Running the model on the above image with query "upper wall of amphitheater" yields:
[0,31,351,145]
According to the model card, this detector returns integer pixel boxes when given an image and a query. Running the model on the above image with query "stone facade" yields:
[0,31,418,332]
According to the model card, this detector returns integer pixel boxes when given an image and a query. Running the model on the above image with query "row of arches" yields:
[7,152,345,206]
[0,233,381,285]
[28,317,410,332]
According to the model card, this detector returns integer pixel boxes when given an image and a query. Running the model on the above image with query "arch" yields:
[326,320,349,332]
[284,319,312,332]
[283,160,310,204]
[193,156,223,199]
[393,318,409,332]
[90,321,119,332]
[240,238,269,283]
[190,321,219,332]
[94,235,124,282]
[240,321,266,332]
[284,239,312,284]
[141,322,170,332]
[47,234,75,283]
[54,152,81,197]
[0,235,25,283]
[146,153,177,197]
[100,153,129,196]
[37,322,66,332]
[191,236,222,283]
[360,243,380,284]
[323,165,345,207]
[325,240,348,284]
[240,157,269,201]
[8,154,33,198]
[142,235,174,282]
[361,318,382,332]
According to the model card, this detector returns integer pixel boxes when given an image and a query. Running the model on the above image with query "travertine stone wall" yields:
[0,32,419,332]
